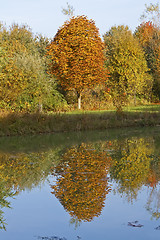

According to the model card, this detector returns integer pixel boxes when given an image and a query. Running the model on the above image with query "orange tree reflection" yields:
[145,155,160,219]
[51,143,111,223]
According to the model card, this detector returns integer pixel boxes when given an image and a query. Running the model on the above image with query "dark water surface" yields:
[0,127,160,240]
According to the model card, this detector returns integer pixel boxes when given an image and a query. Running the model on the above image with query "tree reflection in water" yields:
[145,155,160,219]
[110,138,154,201]
[51,143,112,224]
[0,133,160,231]
[0,174,14,230]
[51,136,160,224]
[0,149,58,230]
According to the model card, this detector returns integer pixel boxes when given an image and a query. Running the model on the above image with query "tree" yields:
[140,3,160,26]
[135,22,160,100]
[61,2,75,17]
[0,24,43,111]
[47,16,108,109]
[0,23,66,112]
[103,25,152,111]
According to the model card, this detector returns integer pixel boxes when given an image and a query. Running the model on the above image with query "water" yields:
[0,127,160,240]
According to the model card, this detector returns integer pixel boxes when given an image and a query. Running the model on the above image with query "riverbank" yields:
[0,106,160,136]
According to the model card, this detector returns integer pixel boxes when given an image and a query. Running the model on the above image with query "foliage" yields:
[47,16,108,109]
[104,25,152,111]
[51,143,111,223]
[135,21,160,100]
[0,23,67,112]
[80,86,113,111]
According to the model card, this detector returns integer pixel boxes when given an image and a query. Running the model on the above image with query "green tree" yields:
[103,25,152,111]
[47,16,108,110]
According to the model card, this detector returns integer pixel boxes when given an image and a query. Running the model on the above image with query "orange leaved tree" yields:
[47,16,108,109]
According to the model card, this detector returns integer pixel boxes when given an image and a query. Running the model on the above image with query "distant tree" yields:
[47,16,108,109]
[61,2,75,17]
[140,2,160,26]
[103,25,152,111]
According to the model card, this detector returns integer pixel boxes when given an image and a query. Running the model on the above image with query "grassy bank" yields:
[0,105,160,137]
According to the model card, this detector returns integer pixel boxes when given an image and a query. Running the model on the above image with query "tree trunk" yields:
[38,100,43,113]
[134,88,136,106]
[77,92,81,110]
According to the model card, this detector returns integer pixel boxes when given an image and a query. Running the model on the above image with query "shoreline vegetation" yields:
[1,4,160,130]
[0,105,160,137]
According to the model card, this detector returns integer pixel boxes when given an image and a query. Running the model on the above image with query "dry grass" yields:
[0,106,160,137]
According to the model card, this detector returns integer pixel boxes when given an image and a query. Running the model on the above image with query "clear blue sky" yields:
[0,0,159,38]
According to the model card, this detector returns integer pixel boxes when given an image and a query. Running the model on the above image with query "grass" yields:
[0,104,160,137]
[125,104,160,112]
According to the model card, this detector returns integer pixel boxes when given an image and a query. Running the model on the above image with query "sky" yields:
[0,0,159,38]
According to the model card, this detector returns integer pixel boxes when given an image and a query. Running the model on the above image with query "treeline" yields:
[0,3,160,112]
[104,22,160,111]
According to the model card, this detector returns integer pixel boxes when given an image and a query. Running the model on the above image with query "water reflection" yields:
[0,129,160,231]
[0,172,14,230]
[51,143,111,224]
[51,135,160,225]
[110,138,153,201]
[0,148,62,230]
[145,154,160,220]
